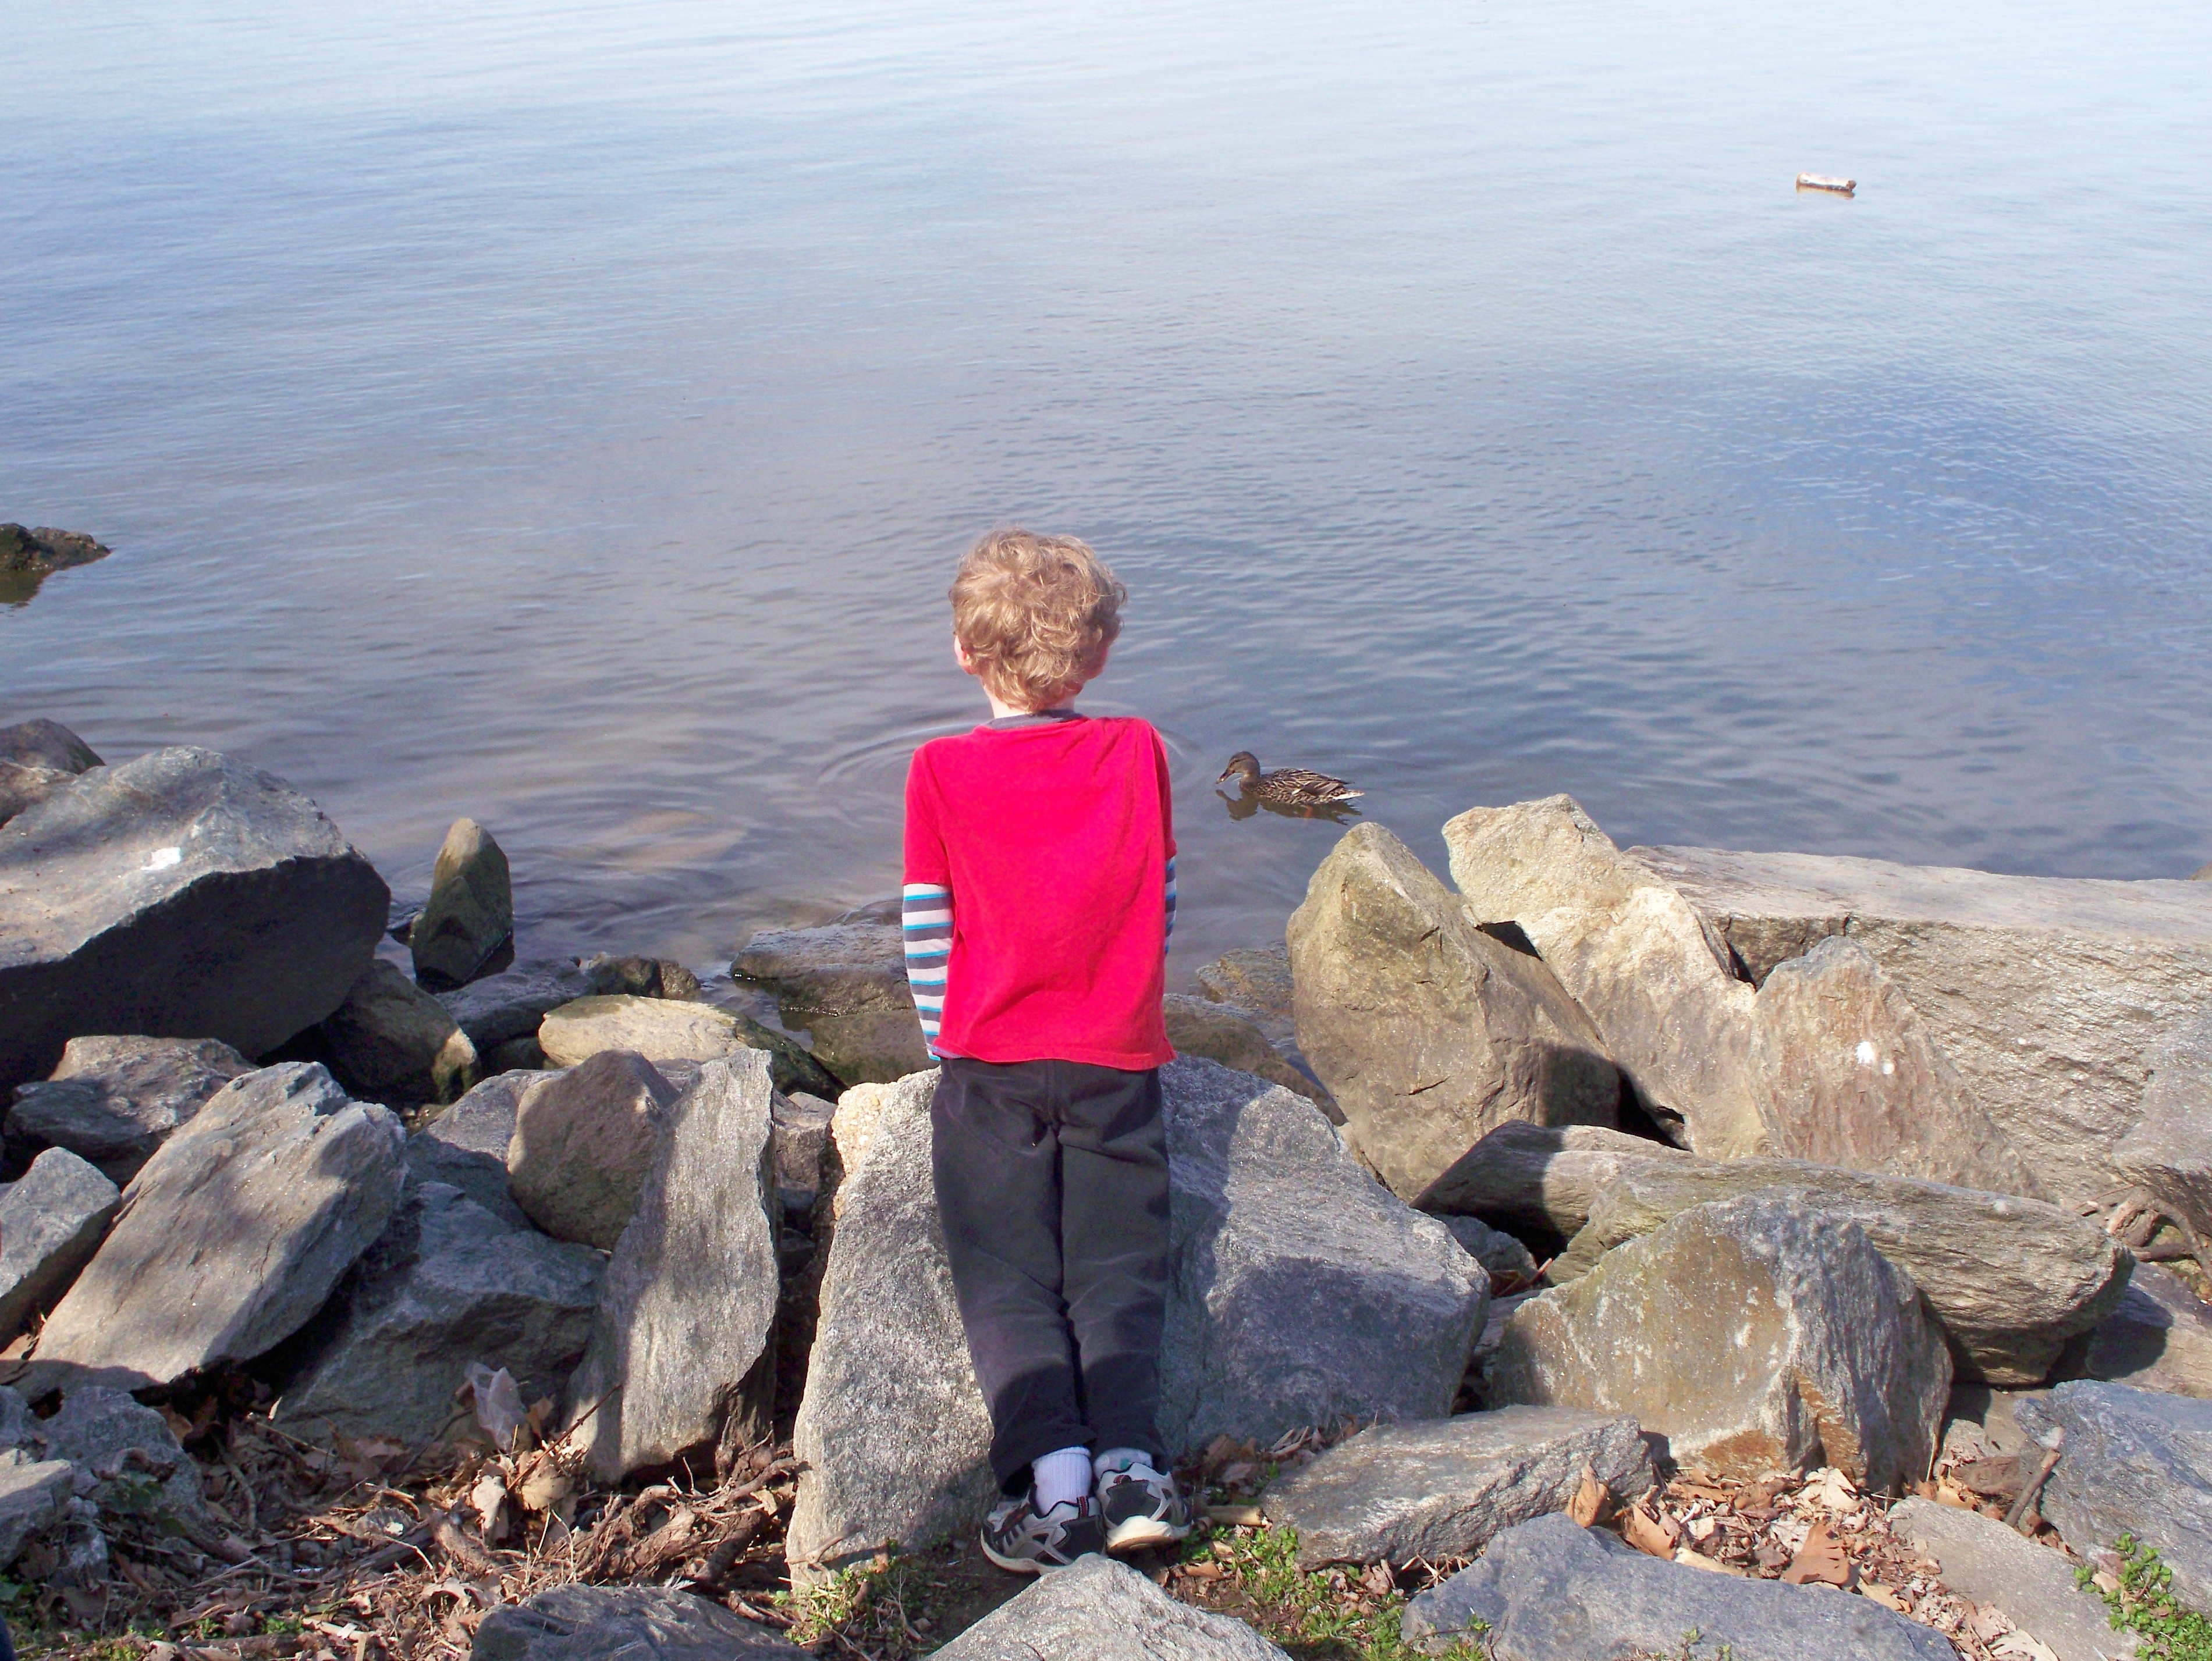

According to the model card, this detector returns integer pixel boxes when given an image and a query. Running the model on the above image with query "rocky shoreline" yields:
[1,714,2210,1660]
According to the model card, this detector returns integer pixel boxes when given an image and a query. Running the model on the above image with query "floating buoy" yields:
[1796,173,1856,195]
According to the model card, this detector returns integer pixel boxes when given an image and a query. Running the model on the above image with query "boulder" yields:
[2062,1263,2212,1399]
[1400,1511,1955,1660]
[1196,946,1294,1022]
[322,959,480,1105]
[1287,824,1621,1198]
[566,1055,780,1483]
[436,960,592,1052]
[0,1460,73,1570]
[1259,1406,1652,1567]
[537,994,838,1097]
[2015,1382,2212,1606]
[1553,1157,2132,1385]
[787,1059,1487,1580]
[2114,1006,2212,1248]
[932,1554,1290,1660]
[0,1150,120,1340]
[411,818,514,990]
[770,1090,836,1215]
[1161,994,1327,1107]
[581,954,702,1001]
[730,919,926,1084]
[39,1384,204,1525]
[0,719,101,827]
[275,1182,603,1446]
[1637,841,2212,1203]
[506,1050,676,1249]
[7,1034,253,1182]
[1435,1214,1539,1283]
[0,525,108,604]
[1486,1196,1950,1489]
[1889,1496,2138,1661]
[0,747,389,1093]
[27,1063,404,1391]
[472,1584,806,1660]
[1748,936,2042,1196]
[1415,1120,1693,1242]
[406,1071,538,1229]
[1443,796,1766,1158]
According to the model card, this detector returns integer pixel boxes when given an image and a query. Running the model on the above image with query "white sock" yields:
[1031,1446,1093,1511]
[1095,1446,1158,1478]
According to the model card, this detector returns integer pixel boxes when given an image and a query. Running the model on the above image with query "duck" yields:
[1216,752,1364,808]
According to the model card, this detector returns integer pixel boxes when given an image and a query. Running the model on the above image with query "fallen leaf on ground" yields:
[1782,1518,1856,1588]
[1621,1503,1680,1559]
[1567,1463,1609,1528]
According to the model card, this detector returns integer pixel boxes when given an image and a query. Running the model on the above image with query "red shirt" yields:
[903,714,1176,1069]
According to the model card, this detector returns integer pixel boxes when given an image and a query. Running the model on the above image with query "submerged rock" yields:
[730,919,925,1084]
[2015,1382,2212,1607]
[932,1554,1290,1660]
[0,526,109,604]
[566,1055,780,1483]
[787,1060,1486,1580]
[506,1050,676,1249]
[1196,946,1295,1022]
[580,954,703,1002]
[6,1034,253,1182]
[28,1063,404,1392]
[1551,1155,2132,1385]
[0,1150,120,1342]
[1487,1195,1951,1489]
[1288,824,1620,1198]
[1259,1406,1653,1567]
[0,747,389,1093]
[1160,994,1327,1107]
[412,817,514,990]
[471,1584,805,1660]
[0,719,101,827]
[322,959,480,1105]
[1401,1511,1955,1660]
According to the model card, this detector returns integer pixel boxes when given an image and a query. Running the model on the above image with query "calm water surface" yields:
[7,1,2211,977]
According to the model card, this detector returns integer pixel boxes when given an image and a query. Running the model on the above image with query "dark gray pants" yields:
[930,1057,1171,1493]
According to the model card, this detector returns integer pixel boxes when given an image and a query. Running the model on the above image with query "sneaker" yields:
[979,1490,1108,1574]
[1096,1456,1192,1553]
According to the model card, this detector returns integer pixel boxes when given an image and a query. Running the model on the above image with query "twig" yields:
[2006,1434,2064,1533]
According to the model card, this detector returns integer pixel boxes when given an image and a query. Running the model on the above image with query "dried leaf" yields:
[1860,1581,1906,1612]
[1621,1504,1679,1559]
[1567,1464,1609,1528]
[1673,1545,1749,1575]
[1781,1518,1855,1587]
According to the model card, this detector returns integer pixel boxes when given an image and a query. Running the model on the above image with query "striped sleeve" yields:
[903,882,953,1051]
[1164,855,1177,954]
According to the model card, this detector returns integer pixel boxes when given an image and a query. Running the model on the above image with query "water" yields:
[7,0,2211,980]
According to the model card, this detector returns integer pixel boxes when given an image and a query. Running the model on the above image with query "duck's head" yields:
[1217,752,1262,785]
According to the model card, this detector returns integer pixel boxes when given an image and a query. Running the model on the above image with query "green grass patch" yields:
[2078,1536,2212,1661]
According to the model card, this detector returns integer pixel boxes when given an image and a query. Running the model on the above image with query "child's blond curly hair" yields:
[950,529,1124,710]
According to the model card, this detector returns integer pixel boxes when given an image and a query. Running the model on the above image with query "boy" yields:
[902,528,1191,1573]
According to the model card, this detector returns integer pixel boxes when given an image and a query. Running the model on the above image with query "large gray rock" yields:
[1415,1120,1694,1240]
[2015,1382,2212,1606]
[730,919,925,1084]
[436,960,593,1051]
[0,719,101,827]
[275,1182,603,1446]
[472,1584,806,1660]
[1553,1156,2132,1385]
[40,1384,204,1525]
[566,1055,780,1483]
[1436,1214,1540,1283]
[2114,1006,2212,1248]
[28,1063,404,1390]
[1749,936,2043,1196]
[1161,994,1328,1107]
[2065,1263,2212,1399]
[0,1460,73,1569]
[1889,1496,2139,1661]
[411,817,514,990]
[0,747,389,1093]
[322,958,480,1105]
[0,1149,119,1341]
[6,1034,253,1182]
[1638,841,2212,1203]
[934,1554,1290,1660]
[506,1050,676,1249]
[406,1070,539,1228]
[1401,1512,1955,1660]
[1444,796,1767,1158]
[1287,824,1621,1198]
[539,995,837,1098]
[1487,1196,1950,1489]
[787,1059,1487,1580]
[1259,1406,1653,1567]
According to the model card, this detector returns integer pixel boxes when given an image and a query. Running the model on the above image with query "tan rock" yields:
[2068,1263,2212,1400]
[506,1051,677,1249]
[1289,824,1620,1199]
[731,919,926,1084]
[1443,797,1765,1158]
[410,818,513,990]
[1195,947,1294,1021]
[1485,1194,1951,1488]
[539,995,747,1067]
[1161,994,1326,1106]
[2114,1006,2212,1247]
[1415,1120,1695,1240]
[321,959,478,1104]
